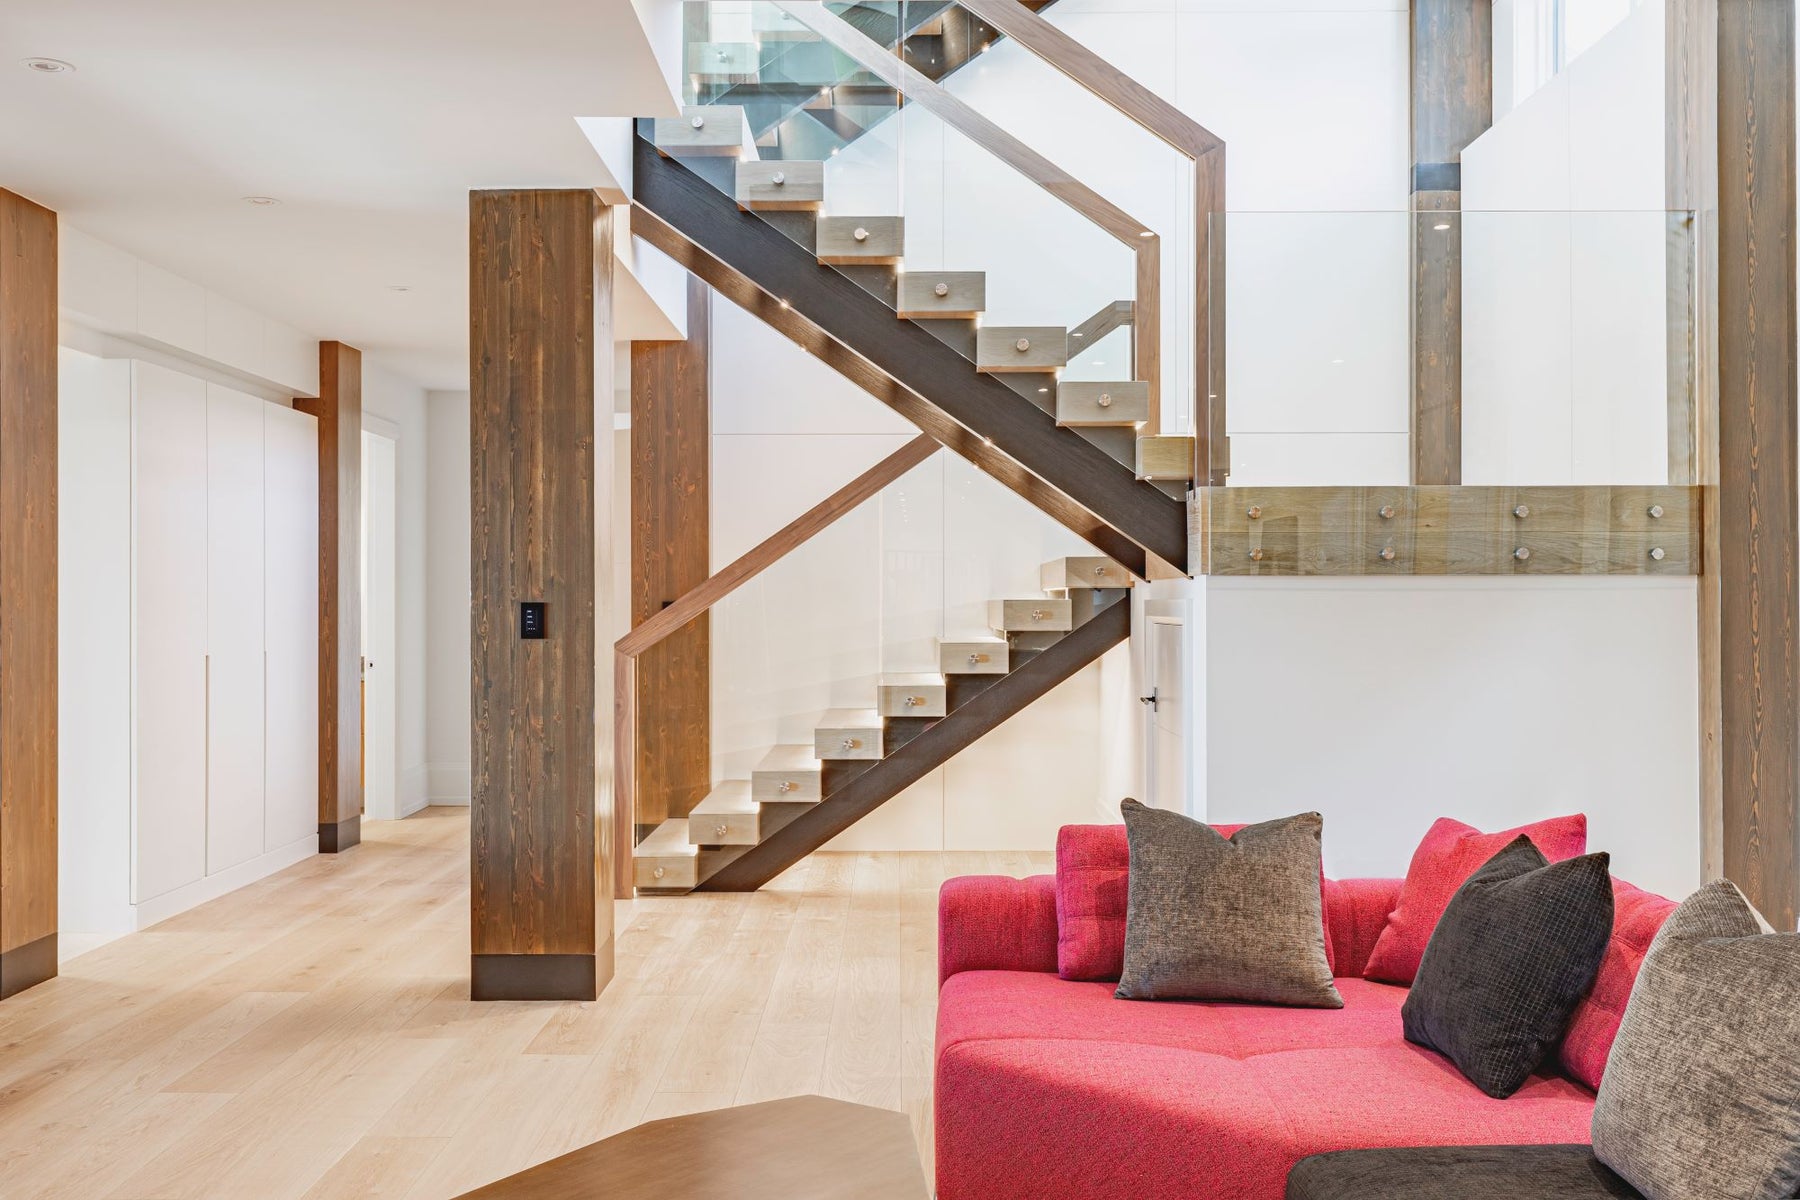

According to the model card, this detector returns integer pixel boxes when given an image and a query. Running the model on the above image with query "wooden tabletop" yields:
[452,1095,930,1199]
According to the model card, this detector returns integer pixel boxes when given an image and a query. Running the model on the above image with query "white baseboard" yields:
[427,762,471,805]
[132,833,320,930]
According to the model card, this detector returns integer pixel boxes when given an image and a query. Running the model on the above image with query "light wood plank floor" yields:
[0,808,1051,1199]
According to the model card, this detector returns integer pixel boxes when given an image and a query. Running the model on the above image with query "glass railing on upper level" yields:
[1204,208,1697,488]
[644,0,1188,468]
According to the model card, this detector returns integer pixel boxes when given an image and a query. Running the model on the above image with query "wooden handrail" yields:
[771,0,1164,430]
[958,0,1228,483]
[617,433,937,658]
[612,432,937,897]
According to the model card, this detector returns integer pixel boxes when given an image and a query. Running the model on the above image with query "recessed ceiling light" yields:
[22,57,74,74]
[243,195,281,207]
[1433,222,1451,231]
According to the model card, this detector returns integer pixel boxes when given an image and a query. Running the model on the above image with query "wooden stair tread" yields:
[1056,381,1149,428]
[977,326,1069,373]
[1041,556,1134,590]
[988,597,1074,632]
[1136,435,1196,481]
[897,270,985,319]
[753,745,824,802]
[818,707,881,728]
[879,672,946,687]
[939,637,1009,674]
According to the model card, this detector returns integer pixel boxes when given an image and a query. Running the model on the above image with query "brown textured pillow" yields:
[1116,800,1341,1007]
[1591,879,1800,1200]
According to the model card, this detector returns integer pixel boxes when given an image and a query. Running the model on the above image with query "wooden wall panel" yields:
[470,189,614,1001]
[294,343,363,853]
[0,188,58,999]
[1714,0,1798,928]
[1408,0,1491,485]
[630,274,711,831]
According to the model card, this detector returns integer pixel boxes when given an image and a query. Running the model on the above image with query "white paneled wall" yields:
[59,353,319,954]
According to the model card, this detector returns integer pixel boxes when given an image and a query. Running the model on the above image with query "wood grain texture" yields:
[0,188,56,999]
[0,807,1049,1195]
[294,343,364,851]
[469,190,613,996]
[631,276,712,830]
[1197,485,1700,577]
[451,1096,926,1200]
[1411,196,1463,484]
[1409,0,1490,484]
[629,152,1182,571]
[1715,0,1798,928]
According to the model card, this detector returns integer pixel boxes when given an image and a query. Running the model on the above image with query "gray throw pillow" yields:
[1115,800,1341,1008]
[1591,879,1800,1200]
[1401,836,1614,1098]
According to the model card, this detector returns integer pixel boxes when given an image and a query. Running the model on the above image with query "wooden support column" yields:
[1408,0,1491,484]
[630,274,711,835]
[470,189,615,1001]
[1709,0,1798,927]
[295,343,363,853]
[0,189,57,1000]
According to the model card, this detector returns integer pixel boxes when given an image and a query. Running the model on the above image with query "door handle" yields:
[1139,688,1158,711]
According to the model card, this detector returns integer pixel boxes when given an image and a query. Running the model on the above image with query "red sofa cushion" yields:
[1053,821,1336,981]
[1362,815,1588,984]
[936,1013,1596,1200]
[1557,879,1677,1090]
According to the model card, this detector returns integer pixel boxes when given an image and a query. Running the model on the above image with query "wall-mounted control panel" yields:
[520,601,547,640]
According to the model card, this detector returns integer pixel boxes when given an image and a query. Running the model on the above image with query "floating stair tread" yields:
[654,107,755,158]
[878,673,947,717]
[635,818,698,858]
[897,271,986,319]
[1041,556,1135,591]
[816,216,904,265]
[1056,381,1150,428]
[735,161,824,211]
[879,672,946,688]
[816,708,885,759]
[690,780,757,815]
[988,598,1074,632]
[977,326,1069,373]
[753,745,824,802]
[939,637,1009,674]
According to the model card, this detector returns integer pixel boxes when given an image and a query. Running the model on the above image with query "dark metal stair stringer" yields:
[697,597,1130,891]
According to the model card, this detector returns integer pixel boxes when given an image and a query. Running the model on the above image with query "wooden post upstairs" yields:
[295,342,363,853]
[0,188,57,1000]
[1711,0,1798,928]
[469,189,615,1000]
[630,275,711,837]
[1408,0,1492,485]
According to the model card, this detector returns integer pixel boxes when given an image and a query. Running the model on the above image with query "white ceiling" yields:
[0,0,678,390]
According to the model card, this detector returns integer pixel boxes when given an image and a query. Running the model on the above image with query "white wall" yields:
[1461,0,1670,484]
[1194,576,1701,901]
[362,361,431,815]
[425,389,473,803]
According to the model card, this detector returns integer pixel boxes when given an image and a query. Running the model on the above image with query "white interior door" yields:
[264,406,319,850]
[205,385,268,875]
[131,363,209,903]
[1144,617,1187,813]
[360,430,398,821]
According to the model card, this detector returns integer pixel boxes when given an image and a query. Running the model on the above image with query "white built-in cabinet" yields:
[125,362,318,910]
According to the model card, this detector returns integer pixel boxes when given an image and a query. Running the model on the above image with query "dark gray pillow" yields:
[1591,879,1800,1200]
[1115,800,1340,1008]
[1401,836,1613,1098]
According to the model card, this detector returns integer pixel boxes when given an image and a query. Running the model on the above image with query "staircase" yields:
[633,557,1130,892]
[635,112,1190,569]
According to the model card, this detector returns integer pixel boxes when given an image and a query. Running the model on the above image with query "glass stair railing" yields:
[647,0,1182,489]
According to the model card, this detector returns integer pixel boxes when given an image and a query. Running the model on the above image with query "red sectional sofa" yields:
[933,829,1677,1200]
